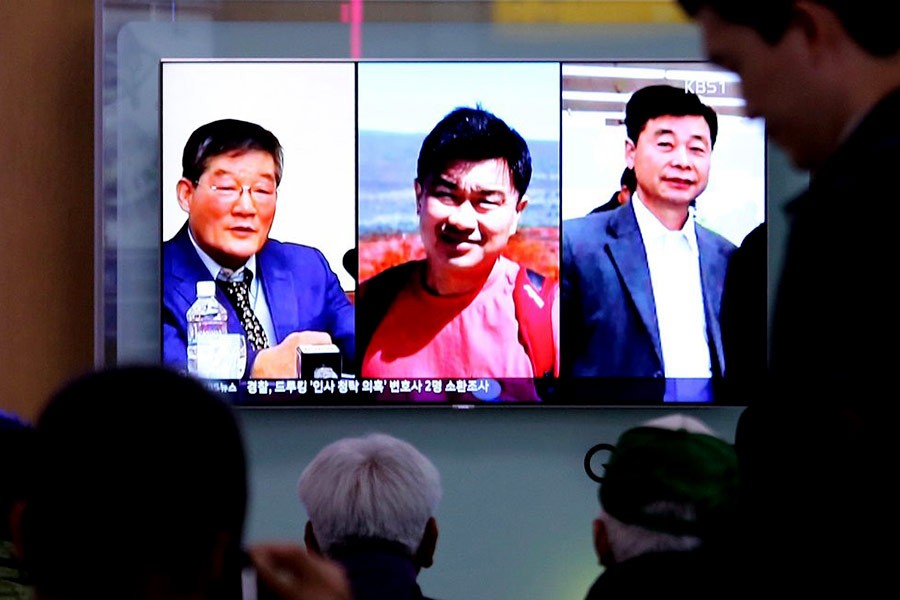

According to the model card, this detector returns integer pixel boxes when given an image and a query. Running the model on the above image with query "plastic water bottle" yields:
[186,280,229,377]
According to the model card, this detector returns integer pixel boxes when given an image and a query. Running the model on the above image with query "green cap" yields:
[597,426,739,537]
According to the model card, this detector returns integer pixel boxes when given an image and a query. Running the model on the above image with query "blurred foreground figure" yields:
[14,365,350,600]
[677,0,900,594]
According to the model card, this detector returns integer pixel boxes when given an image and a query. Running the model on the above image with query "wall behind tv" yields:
[241,404,745,599]
[0,0,94,420]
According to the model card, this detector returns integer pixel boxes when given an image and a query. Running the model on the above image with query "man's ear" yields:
[414,180,424,215]
[176,178,195,213]
[414,517,438,571]
[515,194,529,215]
[791,0,847,63]
[593,517,615,567]
[507,195,528,236]
[624,139,636,170]
[304,521,322,556]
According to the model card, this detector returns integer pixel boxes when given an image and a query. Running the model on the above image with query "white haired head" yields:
[298,433,442,556]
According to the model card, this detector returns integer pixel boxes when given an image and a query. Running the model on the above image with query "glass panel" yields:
[97,0,703,369]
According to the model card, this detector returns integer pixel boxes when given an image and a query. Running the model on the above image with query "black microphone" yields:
[342,248,357,281]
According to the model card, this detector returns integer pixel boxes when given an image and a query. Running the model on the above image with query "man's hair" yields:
[676,0,900,56]
[298,433,442,556]
[625,84,719,148]
[21,365,248,599]
[599,505,703,564]
[181,118,284,185]
[416,106,532,199]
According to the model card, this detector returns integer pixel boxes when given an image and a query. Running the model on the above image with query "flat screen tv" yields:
[159,59,765,407]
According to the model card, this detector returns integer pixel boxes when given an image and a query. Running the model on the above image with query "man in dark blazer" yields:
[561,86,734,401]
[163,118,354,379]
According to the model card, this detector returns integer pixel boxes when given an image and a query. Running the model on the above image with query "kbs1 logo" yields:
[684,80,727,95]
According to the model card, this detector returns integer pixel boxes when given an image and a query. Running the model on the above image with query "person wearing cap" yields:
[583,414,739,598]
[562,85,734,402]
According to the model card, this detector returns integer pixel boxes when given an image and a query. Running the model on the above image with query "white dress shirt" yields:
[631,194,712,378]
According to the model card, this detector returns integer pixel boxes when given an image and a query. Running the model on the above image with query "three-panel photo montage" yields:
[159,60,766,407]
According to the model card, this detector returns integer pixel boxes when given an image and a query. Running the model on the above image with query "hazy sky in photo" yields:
[358,61,560,141]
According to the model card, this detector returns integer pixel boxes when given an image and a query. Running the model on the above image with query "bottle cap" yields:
[196,280,217,297]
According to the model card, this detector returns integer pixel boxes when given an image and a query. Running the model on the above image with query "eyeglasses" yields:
[194,180,277,203]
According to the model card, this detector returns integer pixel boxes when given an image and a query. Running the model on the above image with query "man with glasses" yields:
[163,118,354,379]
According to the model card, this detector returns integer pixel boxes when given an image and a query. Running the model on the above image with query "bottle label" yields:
[195,333,246,379]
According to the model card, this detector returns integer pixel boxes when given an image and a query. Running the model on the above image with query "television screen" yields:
[160,59,764,407]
